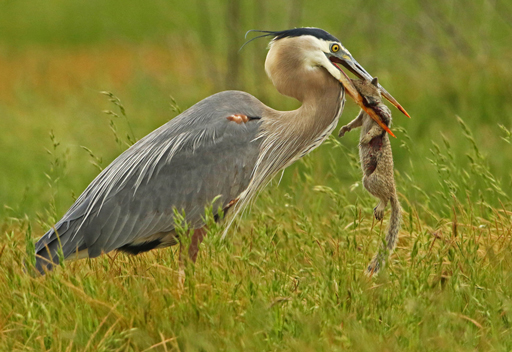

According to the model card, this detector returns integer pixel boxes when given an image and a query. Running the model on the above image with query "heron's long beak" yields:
[334,53,411,119]
[329,51,410,137]
[330,59,395,136]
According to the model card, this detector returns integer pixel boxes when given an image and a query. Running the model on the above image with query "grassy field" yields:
[1,0,512,350]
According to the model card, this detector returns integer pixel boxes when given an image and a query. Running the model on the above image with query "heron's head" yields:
[247,28,409,132]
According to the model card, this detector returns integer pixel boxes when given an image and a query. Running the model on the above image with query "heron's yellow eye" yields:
[331,44,340,53]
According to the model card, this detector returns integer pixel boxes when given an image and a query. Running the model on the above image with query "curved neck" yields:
[243,41,345,215]
[297,73,343,124]
[264,37,344,133]
[266,65,344,138]
[259,62,344,169]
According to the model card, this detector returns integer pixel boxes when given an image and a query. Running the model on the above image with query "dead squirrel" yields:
[339,77,401,275]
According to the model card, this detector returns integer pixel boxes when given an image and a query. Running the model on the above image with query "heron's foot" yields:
[338,125,351,137]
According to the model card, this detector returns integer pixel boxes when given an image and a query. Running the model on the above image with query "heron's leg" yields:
[339,110,364,137]
[178,227,206,288]
[179,227,207,264]
[188,227,207,262]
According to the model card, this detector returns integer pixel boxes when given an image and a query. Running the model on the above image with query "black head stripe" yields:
[241,28,339,51]
[272,28,339,42]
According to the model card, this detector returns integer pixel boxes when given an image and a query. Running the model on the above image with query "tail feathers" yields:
[34,222,86,274]
[367,196,401,276]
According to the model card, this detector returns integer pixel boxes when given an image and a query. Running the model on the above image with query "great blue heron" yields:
[34,28,409,274]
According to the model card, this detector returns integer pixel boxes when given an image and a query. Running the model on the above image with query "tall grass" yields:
[1,130,512,350]
[1,0,512,350]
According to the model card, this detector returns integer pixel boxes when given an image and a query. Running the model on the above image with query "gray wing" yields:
[35,91,265,270]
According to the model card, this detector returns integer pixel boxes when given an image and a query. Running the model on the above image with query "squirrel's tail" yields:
[367,195,401,275]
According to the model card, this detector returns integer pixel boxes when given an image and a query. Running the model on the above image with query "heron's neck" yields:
[274,68,344,138]
[246,67,343,213]
[297,78,343,130]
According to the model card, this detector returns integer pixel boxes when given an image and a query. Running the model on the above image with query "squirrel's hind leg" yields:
[374,201,387,221]
[363,174,389,221]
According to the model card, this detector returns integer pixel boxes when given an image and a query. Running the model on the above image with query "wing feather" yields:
[35,91,265,269]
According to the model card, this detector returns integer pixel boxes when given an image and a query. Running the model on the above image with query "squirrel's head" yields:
[352,77,382,107]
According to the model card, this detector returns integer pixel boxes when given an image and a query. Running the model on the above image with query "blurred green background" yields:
[1,0,511,221]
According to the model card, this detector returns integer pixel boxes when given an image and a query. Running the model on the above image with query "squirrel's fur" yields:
[339,78,401,275]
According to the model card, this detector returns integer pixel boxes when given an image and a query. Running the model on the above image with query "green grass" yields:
[2,143,512,351]
[1,0,512,350]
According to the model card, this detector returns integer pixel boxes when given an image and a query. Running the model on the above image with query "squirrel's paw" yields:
[338,125,351,137]
[374,206,384,221]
